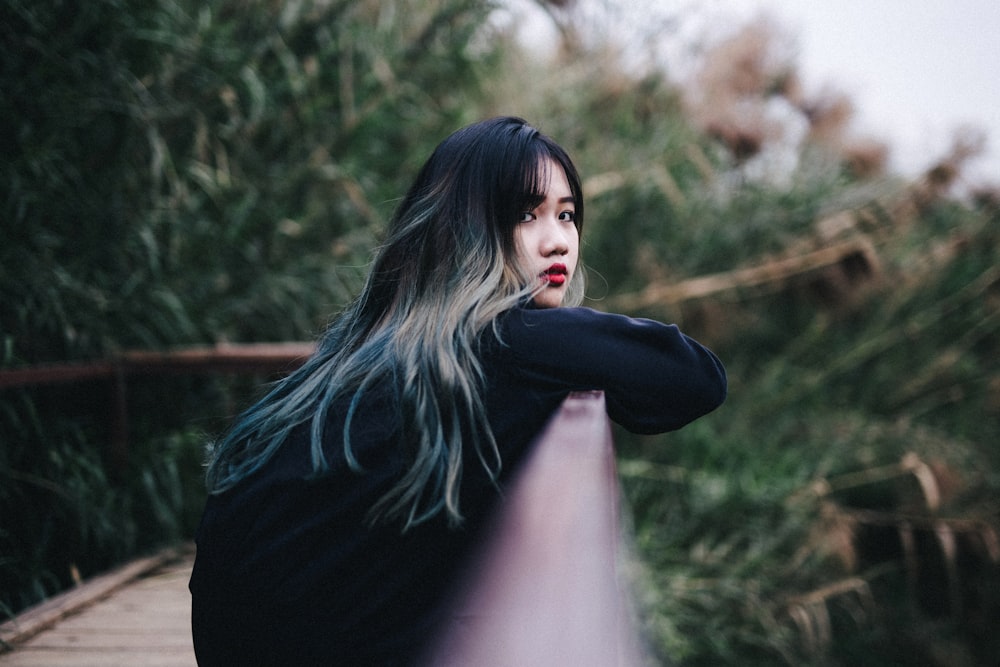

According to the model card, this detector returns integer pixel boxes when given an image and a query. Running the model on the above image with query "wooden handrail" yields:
[0,342,317,474]
[120,342,316,375]
[0,342,316,389]
[0,361,119,389]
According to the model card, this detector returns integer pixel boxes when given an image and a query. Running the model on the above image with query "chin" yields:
[532,292,564,309]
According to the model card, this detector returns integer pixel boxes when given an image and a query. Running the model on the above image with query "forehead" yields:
[537,157,571,195]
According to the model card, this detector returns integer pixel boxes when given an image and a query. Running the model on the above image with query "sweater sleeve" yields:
[497,307,727,434]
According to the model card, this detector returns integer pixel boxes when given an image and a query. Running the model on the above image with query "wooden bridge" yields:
[0,392,644,666]
[0,546,196,666]
[1,344,313,665]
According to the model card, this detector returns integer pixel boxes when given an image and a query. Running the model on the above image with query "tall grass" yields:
[491,6,1000,664]
[2,0,505,615]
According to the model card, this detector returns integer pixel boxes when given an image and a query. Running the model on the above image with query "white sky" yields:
[509,0,1000,185]
[733,0,1000,183]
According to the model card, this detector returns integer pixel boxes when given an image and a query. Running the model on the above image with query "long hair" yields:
[205,117,585,530]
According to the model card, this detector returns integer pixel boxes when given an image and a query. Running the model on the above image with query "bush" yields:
[1,0,505,615]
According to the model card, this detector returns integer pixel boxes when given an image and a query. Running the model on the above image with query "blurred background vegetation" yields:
[2,0,998,664]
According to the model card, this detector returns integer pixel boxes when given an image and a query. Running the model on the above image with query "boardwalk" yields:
[0,394,630,666]
[0,548,195,666]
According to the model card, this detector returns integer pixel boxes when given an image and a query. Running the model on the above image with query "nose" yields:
[540,218,570,256]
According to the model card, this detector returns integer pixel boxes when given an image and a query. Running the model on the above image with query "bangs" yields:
[509,143,582,233]
[515,148,551,214]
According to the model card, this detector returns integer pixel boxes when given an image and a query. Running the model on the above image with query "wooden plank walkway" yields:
[0,547,196,666]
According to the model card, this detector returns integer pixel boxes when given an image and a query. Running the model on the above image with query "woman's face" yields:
[514,159,579,309]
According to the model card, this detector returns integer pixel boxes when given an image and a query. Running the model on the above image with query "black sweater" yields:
[189,306,726,665]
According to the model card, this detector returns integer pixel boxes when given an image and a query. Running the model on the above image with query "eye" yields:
[559,210,576,223]
[519,211,536,223]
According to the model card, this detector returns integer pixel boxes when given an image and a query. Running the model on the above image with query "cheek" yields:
[512,225,525,254]
[512,225,534,261]
[507,227,532,279]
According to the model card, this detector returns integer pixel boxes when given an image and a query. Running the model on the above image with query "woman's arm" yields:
[499,306,727,433]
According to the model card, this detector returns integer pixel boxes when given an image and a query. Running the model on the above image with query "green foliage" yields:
[1,0,504,616]
[502,13,1000,662]
[1,388,129,611]
[2,0,501,362]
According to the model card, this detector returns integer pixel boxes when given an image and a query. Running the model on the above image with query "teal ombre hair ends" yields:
[204,117,586,530]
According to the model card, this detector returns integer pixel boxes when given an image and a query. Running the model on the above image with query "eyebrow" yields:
[529,195,575,210]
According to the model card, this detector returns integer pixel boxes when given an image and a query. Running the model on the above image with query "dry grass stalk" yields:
[911,126,988,206]
[935,522,962,616]
[582,165,685,206]
[900,452,942,511]
[800,88,854,146]
[790,499,859,573]
[683,143,717,183]
[840,138,889,179]
[684,17,793,162]
[899,521,919,610]
[786,574,881,655]
[611,236,880,311]
[651,164,686,207]
[583,171,627,198]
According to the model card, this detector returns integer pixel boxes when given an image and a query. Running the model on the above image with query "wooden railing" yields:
[0,343,316,474]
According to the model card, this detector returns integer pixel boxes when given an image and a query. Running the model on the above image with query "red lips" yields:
[541,263,568,286]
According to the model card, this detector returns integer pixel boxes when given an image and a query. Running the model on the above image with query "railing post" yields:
[108,362,129,478]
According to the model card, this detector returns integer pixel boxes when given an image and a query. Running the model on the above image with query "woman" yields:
[189,116,726,665]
